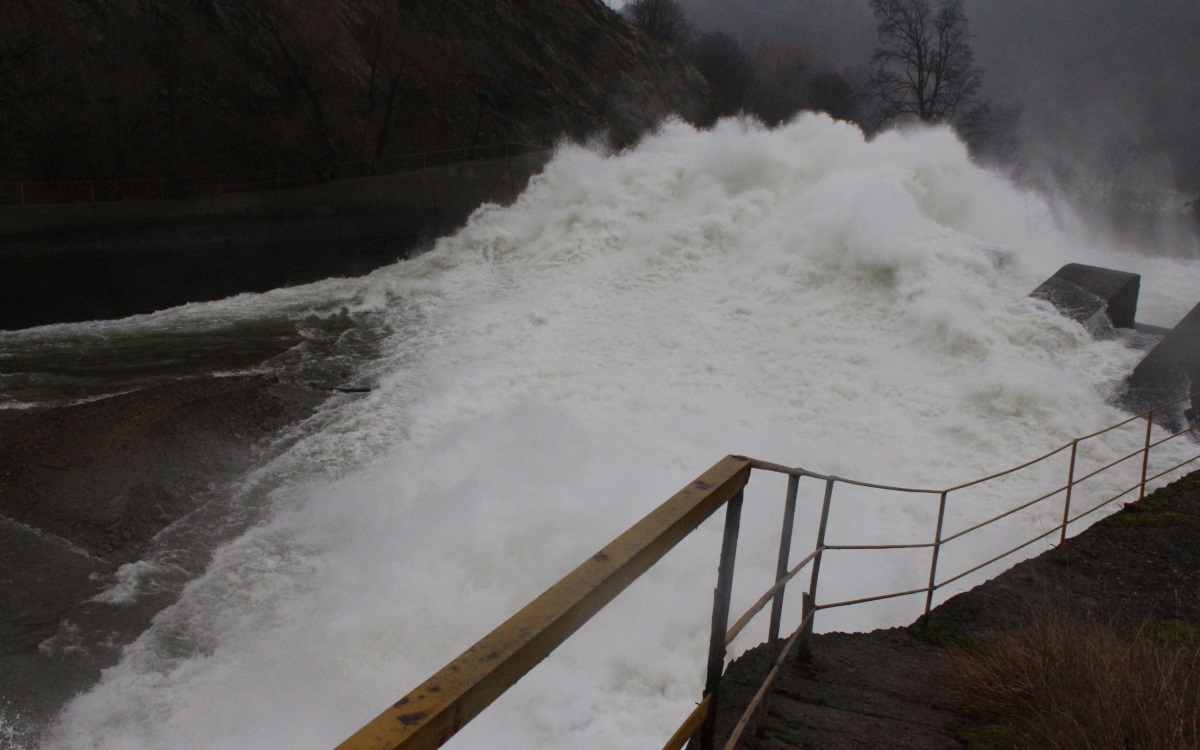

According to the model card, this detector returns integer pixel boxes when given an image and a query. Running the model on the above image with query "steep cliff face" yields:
[0,0,708,182]
[358,1,710,149]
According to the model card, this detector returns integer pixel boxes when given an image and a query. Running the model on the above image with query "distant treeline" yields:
[625,0,1199,244]
[624,0,998,150]
[624,0,864,127]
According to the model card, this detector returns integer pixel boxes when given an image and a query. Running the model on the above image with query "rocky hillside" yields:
[0,0,708,183]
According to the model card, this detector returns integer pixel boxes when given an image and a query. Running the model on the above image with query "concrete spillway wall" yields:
[1028,262,1141,335]
[0,151,550,330]
[1125,302,1200,426]
[1029,263,1200,430]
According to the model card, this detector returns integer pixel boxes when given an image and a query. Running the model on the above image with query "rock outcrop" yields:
[0,0,709,184]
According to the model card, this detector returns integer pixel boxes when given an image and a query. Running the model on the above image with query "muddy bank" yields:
[0,376,329,732]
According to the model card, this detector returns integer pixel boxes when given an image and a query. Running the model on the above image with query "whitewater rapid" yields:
[10,115,1200,749]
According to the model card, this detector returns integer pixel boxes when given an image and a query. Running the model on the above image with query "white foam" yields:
[34,115,1200,750]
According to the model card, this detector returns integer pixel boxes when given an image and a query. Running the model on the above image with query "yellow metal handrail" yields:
[335,391,1200,750]
[336,457,750,750]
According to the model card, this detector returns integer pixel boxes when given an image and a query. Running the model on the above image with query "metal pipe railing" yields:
[939,483,1068,544]
[699,490,745,750]
[935,525,1064,589]
[720,395,1196,744]
[720,607,814,750]
[724,547,820,646]
[825,541,935,550]
[767,475,801,646]
[334,391,1200,750]
[334,456,751,750]
[924,491,949,617]
[1059,440,1079,545]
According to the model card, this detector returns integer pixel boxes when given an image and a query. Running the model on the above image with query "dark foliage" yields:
[947,613,1200,750]
[745,43,811,126]
[805,70,858,122]
[685,31,756,117]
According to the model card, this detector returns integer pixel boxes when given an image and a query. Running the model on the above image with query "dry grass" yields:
[944,612,1200,750]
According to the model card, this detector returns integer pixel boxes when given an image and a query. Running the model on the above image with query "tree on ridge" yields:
[867,0,982,128]
[624,0,692,46]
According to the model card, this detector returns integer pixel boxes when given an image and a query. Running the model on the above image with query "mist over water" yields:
[8,116,1200,749]
[0,281,387,409]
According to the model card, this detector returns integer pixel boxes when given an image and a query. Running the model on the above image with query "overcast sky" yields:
[605,0,1200,193]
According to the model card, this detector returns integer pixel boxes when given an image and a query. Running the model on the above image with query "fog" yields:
[656,0,1200,197]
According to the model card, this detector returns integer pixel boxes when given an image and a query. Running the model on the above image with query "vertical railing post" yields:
[923,491,949,619]
[768,474,801,645]
[755,473,800,735]
[796,479,835,661]
[1140,410,1154,499]
[1059,440,1079,546]
[795,592,815,662]
[698,490,744,750]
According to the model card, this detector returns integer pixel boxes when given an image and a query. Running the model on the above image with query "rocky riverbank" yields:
[0,376,330,733]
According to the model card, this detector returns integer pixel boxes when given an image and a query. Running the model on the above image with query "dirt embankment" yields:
[711,471,1200,749]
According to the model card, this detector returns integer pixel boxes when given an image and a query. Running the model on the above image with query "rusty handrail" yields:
[664,696,712,750]
[335,456,750,750]
[724,547,820,646]
[335,390,1200,750]
[706,393,1200,747]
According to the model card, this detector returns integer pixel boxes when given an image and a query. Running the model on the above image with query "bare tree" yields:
[340,0,415,164]
[867,0,982,127]
[0,2,49,111]
[623,0,691,46]
[217,0,350,174]
[0,0,71,176]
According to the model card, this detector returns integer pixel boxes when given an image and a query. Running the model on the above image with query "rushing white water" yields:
[12,115,1200,749]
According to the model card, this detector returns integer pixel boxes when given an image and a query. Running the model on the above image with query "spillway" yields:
[5,115,1200,750]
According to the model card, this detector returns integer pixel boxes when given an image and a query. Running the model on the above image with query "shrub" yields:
[945,612,1200,749]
